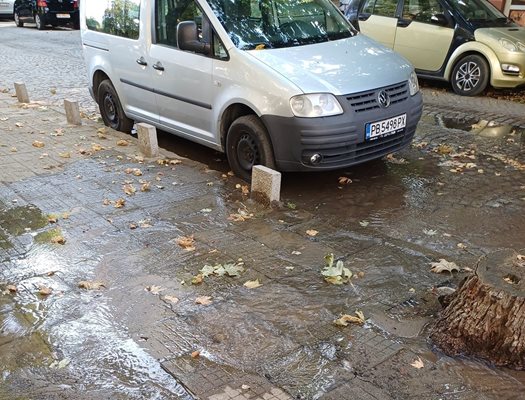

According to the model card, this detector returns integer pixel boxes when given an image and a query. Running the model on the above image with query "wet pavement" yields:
[0,82,525,400]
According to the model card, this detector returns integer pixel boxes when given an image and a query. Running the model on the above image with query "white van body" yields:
[80,0,423,180]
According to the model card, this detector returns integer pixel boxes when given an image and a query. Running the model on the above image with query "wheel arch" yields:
[219,103,273,151]
[444,43,495,84]
[92,70,111,103]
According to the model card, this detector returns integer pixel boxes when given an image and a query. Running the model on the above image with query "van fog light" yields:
[310,154,322,165]
[501,64,520,74]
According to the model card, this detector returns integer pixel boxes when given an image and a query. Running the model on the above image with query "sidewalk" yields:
[1,90,525,400]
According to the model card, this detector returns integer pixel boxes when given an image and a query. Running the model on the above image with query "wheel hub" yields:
[103,94,117,122]
[236,134,260,171]
[456,61,481,92]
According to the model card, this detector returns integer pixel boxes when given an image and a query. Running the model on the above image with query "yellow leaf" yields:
[51,235,66,245]
[191,274,204,285]
[338,176,352,185]
[116,139,129,146]
[244,279,262,289]
[39,286,53,296]
[78,281,106,290]
[255,44,266,50]
[141,182,151,192]
[32,140,45,148]
[176,235,195,251]
[410,357,424,369]
[195,296,212,305]
[333,311,365,327]
[123,184,136,196]
[306,229,318,237]
[59,152,71,158]
[114,198,126,208]
[163,295,179,304]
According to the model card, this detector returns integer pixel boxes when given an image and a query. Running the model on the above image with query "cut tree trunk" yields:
[430,249,525,369]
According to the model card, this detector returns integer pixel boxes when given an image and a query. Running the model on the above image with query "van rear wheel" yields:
[226,115,276,181]
[97,79,134,133]
[14,12,23,27]
[451,55,489,96]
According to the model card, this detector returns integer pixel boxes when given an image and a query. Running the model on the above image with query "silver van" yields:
[80,0,423,180]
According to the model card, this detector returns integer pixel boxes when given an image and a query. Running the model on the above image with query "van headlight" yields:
[408,71,419,96]
[290,94,343,118]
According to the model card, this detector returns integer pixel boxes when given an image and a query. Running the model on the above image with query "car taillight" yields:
[36,0,47,6]
[73,0,78,8]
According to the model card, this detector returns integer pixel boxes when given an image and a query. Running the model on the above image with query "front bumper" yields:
[491,52,525,89]
[261,82,423,172]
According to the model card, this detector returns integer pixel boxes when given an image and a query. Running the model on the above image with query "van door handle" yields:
[152,62,165,71]
[136,57,148,66]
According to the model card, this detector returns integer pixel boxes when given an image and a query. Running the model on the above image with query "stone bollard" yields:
[251,165,281,205]
[136,122,159,158]
[64,99,82,125]
[14,82,30,103]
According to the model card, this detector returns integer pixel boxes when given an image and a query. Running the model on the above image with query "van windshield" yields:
[205,0,356,50]
[447,0,510,25]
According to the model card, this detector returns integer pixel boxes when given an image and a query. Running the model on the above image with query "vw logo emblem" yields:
[377,90,391,108]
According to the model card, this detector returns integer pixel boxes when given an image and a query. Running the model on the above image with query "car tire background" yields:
[451,54,489,96]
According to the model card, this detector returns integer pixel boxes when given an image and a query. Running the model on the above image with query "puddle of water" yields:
[425,115,525,139]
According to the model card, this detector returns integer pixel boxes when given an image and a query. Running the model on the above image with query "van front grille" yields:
[346,82,409,113]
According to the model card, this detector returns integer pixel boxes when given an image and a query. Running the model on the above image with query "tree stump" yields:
[430,249,525,369]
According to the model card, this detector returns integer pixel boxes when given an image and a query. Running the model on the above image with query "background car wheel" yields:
[451,55,489,96]
[35,13,46,30]
[226,115,276,181]
[97,79,134,133]
[14,12,23,27]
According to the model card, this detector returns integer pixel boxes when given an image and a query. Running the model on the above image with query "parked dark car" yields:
[14,0,79,30]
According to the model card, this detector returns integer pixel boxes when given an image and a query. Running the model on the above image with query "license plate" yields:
[57,14,70,18]
[365,114,406,140]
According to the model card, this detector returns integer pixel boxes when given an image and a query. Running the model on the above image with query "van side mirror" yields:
[430,13,449,26]
[177,21,211,55]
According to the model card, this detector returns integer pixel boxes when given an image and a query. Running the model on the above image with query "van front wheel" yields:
[226,115,276,181]
[97,79,134,133]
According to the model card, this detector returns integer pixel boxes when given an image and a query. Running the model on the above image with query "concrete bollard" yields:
[136,122,159,158]
[14,82,30,103]
[64,99,82,125]
[251,165,281,205]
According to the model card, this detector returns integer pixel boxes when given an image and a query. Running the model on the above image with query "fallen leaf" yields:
[436,144,453,155]
[39,286,53,296]
[145,285,164,295]
[244,279,262,289]
[59,152,71,158]
[338,176,352,185]
[191,350,200,358]
[6,284,17,293]
[47,214,58,224]
[333,310,365,327]
[103,198,111,206]
[163,295,179,304]
[423,229,437,236]
[141,182,151,192]
[123,184,136,196]
[195,296,213,305]
[286,202,297,210]
[91,143,104,152]
[32,140,45,148]
[51,235,66,245]
[116,139,129,146]
[322,254,352,285]
[176,235,195,251]
[114,198,126,208]
[15,122,23,128]
[385,153,407,164]
[410,357,424,369]
[430,259,460,273]
[306,229,318,237]
[457,243,467,249]
[78,281,106,290]
[359,220,369,227]
[291,250,302,255]
[191,274,204,285]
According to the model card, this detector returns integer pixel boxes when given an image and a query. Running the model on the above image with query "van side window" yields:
[362,0,398,17]
[85,0,140,39]
[156,0,227,59]
[402,0,445,22]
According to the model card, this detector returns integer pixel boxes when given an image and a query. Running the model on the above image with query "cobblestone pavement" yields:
[1,18,525,400]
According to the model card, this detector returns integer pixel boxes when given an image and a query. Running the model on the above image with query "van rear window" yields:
[85,0,141,39]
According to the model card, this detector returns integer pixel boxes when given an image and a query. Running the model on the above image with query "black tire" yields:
[35,13,46,30]
[451,54,489,96]
[226,115,276,181]
[14,12,23,27]
[97,79,134,133]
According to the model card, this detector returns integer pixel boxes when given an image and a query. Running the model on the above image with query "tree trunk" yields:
[430,249,525,369]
